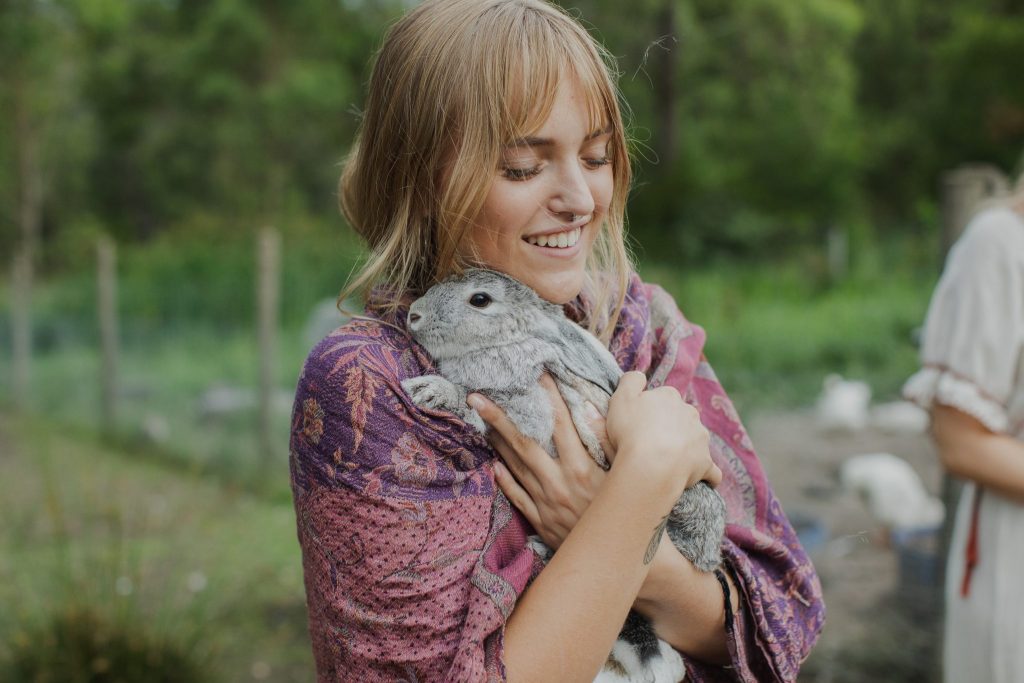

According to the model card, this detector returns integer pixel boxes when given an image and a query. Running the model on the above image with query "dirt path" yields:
[746,410,944,682]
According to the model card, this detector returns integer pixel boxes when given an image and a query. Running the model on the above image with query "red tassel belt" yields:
[960,486,983,598]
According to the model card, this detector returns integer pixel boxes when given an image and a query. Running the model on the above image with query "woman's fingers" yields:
[493,460,541,527]
[704,462,723,488]
[468,391,555,484]
[486,426,540,492]
[540,375,588,464]
[616,370,648,398]
[471,380,606,550]
[583,401,614,463]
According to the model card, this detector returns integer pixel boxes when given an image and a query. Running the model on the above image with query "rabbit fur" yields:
[400,269,726,682]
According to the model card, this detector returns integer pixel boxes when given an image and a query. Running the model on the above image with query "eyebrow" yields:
[509,125,613,148]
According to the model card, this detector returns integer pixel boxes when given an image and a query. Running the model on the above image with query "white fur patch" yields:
[593,637,686,683]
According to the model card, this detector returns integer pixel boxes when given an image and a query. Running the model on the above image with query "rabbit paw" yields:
[402,375,461,412]
[402,376,487,434]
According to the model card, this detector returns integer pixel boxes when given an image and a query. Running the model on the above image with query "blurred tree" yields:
[564,0,863,262]
[0,0,1019,267]
[1,0,100,275]
[70,0,397,242]
[851,0,948,228]
[73,0,180,240]
[929,2,1024,178]
[0,0,83,260]
[826,0,1022,232]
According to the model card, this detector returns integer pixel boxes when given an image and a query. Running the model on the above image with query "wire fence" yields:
[1,227,357,498]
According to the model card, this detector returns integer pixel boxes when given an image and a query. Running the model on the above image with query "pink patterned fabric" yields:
[289,274,824,682]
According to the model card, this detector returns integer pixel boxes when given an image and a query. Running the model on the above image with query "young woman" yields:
[904,180,1024,683]
[289,0,824,680]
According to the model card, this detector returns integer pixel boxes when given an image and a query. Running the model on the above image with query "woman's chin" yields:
[524,270,586,304]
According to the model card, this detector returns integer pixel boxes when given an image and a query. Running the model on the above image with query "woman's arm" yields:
[931,403,1024,502]
[474,372,725,682]
[502,457,689,682]
[633,537,740,664]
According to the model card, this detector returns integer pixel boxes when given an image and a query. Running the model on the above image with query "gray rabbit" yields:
[400,268,726,683]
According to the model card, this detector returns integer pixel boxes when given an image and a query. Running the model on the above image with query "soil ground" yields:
[746,410,946,682]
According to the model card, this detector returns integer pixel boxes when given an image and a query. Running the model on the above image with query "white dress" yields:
[903,206,1024,683]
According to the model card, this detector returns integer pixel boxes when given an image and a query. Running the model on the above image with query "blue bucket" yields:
[890,526,941,589]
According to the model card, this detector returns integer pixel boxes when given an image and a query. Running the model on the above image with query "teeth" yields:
[525,226,582,248]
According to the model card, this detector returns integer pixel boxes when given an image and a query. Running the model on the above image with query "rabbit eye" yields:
[469,292,492,308]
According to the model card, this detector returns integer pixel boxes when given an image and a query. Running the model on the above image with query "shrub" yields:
[1,602,213,683]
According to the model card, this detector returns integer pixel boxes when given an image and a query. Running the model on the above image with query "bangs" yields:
[495,7,617,142]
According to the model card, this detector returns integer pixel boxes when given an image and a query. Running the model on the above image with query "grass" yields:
[0,326,305,500]
[0,412,313,682]
[640,256,936,413]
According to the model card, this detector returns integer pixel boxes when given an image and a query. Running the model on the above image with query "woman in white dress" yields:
[904,178,1024,683]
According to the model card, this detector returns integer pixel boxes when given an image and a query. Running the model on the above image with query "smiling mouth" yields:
[523,226,582,249]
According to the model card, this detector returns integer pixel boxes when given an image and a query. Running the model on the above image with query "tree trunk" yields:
[654,0,678,169]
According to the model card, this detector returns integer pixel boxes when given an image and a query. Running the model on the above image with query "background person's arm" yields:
[931,403,1024,502]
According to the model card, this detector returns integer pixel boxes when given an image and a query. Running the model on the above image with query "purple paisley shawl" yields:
[289,274,825,682]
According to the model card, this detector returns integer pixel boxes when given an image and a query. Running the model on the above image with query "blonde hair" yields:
[339,0,633,341]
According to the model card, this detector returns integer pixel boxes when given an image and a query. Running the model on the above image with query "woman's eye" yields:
[469,292,492,308]
[584,156,611,169]
[501,165,541,181]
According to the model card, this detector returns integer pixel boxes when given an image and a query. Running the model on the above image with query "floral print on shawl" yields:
[289,274,824,682]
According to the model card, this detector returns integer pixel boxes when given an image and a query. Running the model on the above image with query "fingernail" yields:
[467,394,485,411]
[493,460,505,477]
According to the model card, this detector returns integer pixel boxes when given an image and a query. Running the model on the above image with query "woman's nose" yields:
[550,163,595,219]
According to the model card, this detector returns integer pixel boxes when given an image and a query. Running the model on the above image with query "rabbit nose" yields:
[408,311,421,329]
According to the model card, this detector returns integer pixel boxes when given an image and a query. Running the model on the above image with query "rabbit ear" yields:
[537,314,621,396]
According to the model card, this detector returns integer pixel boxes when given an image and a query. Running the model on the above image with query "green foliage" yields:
[2,603,213,683]
[853,0,1024,227]
[0,414,312,681]
[566,0,865,260]
[1,217,359,350]
[0,0,1019,268]
[929,5,1024,175]
[640,241,935,411]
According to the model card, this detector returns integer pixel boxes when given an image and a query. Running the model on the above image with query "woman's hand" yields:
[469,374,607,550]
[606,371,722,499]
[489,373,730,679]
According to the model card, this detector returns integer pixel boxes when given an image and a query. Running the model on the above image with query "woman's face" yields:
[464,80,614,304]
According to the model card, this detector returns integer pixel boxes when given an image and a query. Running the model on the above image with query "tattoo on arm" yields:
[644,514,669,565]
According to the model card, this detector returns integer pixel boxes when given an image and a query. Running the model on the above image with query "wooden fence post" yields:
[257,228,281,465]
[97,237,119,433]
[941,164,1010,257]
[11,249,32,410]
[826,223,849,283]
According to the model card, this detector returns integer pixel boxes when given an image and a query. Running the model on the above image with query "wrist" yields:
[634,537,696,609]
[610,444,687,506]
[632,539,737,664]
